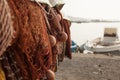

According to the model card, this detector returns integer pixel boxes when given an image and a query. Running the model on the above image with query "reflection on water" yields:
[70,22,120,46]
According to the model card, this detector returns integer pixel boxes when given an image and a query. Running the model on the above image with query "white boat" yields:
[84,28,120,52]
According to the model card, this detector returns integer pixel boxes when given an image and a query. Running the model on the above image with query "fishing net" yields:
[0,0,72,79]
[2,0,52,79]
[62,19,72,59]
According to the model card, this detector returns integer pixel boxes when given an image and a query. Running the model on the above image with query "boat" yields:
[84,27,120,52]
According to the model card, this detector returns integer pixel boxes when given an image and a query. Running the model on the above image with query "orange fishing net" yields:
[1,0,72,79]
[5,0,52,79]
[62,19,72,59]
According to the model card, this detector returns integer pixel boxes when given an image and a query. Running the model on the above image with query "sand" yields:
[55,52,120,80]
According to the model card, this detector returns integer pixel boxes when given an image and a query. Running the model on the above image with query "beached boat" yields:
[84,28,120,52]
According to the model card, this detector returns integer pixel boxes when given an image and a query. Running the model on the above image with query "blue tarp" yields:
[71,41,78,52]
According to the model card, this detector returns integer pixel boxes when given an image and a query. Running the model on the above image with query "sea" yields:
[70,22,120,46]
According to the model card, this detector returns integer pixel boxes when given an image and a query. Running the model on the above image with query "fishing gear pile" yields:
[0,0,72,80]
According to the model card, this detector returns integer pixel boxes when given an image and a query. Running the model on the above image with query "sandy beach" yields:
[55,52,120,80]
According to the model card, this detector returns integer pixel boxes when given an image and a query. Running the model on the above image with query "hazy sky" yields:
[61,0,120,45]
[62,0,120,20]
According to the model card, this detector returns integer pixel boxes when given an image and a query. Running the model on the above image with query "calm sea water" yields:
[70,22,120,46]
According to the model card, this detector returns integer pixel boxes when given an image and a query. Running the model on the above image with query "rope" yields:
[32,0,51,15]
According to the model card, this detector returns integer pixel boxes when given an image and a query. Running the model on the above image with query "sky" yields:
[62,0,120,20]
